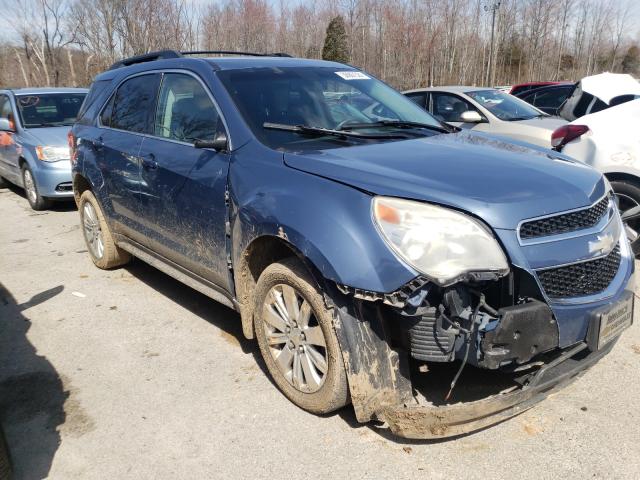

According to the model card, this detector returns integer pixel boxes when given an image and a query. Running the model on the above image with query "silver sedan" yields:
[403,86,567,148]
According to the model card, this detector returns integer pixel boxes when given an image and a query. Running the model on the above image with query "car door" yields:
[136,72,231,290]
[97,73,160,240]
[430,92,488,131]
[0,95,21,183]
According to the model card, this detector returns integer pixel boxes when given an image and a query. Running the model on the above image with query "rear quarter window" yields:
[77,80,111,122]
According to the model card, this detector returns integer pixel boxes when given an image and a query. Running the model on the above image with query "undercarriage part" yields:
[407,307,456,362]
[481,300,558,369]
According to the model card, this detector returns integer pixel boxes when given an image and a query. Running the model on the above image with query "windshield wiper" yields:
[338,120,454,133]
[263,122,407,140]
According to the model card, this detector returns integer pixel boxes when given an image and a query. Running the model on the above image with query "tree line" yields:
[0,0,638,91]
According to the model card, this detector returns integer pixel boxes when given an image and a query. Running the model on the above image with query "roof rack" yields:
[108,49,292,70]
[181,50,292,58]
[108,50,183,70]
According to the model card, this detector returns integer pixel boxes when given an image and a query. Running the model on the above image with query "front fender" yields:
[229,148,417,294]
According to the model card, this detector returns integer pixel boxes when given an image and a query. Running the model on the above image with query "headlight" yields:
[36,145,69,162]
[372,196,509,285]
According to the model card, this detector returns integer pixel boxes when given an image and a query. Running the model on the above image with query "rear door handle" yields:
[140,153,157,170]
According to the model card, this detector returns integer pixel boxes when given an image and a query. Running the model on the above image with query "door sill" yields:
[114,234,238,311]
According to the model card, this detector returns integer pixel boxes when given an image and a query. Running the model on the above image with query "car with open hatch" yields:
[0,88,88,210]
[70,50,635,439]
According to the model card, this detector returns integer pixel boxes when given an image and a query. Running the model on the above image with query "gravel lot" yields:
[1,185,640,480]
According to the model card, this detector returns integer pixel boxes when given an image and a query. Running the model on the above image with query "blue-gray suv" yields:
[0,88,87,209]
[70,50,635,439]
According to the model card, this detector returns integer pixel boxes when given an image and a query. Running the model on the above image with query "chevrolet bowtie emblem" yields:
[589,233,615,255]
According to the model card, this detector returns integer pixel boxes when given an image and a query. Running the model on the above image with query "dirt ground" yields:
[1,185,639,480]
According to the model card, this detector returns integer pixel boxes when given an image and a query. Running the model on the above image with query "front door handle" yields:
[141,153,158,170]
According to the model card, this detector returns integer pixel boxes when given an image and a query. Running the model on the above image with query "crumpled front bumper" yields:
[330,284,626,440]
[380,341,613,439]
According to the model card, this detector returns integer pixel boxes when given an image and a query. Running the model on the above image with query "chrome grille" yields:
[520,196,610,240]
[536,244,621,299]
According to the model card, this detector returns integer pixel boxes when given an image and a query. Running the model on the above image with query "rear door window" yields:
[431,93,478,122]
[154,73,221,143]
[534,90,569,109]
[405,92,427,109]
[109,74,160,134]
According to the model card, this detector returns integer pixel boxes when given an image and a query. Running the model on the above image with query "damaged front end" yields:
[330,260,633,439]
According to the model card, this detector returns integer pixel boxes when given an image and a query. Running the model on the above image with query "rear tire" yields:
[610,180,640,256]
[0,176,7,189]
[21,165,51,210]
[78,190,130,269]
[253,258,349,414]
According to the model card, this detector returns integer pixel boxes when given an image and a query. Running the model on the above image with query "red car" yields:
[509,81,570,97]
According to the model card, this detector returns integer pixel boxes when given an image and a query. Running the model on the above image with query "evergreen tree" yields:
[322,16,349,63]
[621,45,640,75]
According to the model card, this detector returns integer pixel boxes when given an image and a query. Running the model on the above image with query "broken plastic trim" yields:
[336,270,506,309]
[336,276,431,308]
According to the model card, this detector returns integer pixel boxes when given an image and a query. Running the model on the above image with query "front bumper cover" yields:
[330,286,623,440]
[381,341,612,439]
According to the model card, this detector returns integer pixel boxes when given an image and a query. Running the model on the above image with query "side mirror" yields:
[459,111,483,123]
[0,118,15,132]
[194,131,228,152]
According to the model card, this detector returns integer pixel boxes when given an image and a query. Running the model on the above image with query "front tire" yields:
[253,258,349,414]
[21,165,51,210]
[610,180,640,256]
[78,190,130,269]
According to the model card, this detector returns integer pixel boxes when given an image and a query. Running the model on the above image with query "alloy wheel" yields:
[616,192,640,242]
[23,169,37,205]
[262,284,328,393]
[82,202,105,259]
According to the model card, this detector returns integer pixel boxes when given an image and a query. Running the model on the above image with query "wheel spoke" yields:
[298,300,312,328]
[304,325,326,347]
[300,350,322,389]
[275,344,294,372]
[281,285,300,323]
[271,289,290,325]
[306,345,327,374]
[266,331,288,346]
[292,349,303,388]
[263,304,288,333]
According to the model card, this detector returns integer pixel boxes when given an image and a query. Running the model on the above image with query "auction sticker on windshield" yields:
[336,71,370,80]
[597,294,633,350]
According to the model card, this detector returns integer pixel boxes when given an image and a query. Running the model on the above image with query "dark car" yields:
[70,50,634,439]
[516,83,575,115]
[509,81,568,97]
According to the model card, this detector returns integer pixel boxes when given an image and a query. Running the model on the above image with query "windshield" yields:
[16,93,86,128]
[465,89,543,121]
[217,66,444,150]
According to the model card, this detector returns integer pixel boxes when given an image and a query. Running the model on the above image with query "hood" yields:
[22,126,71,147]
[284,131,605,230]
